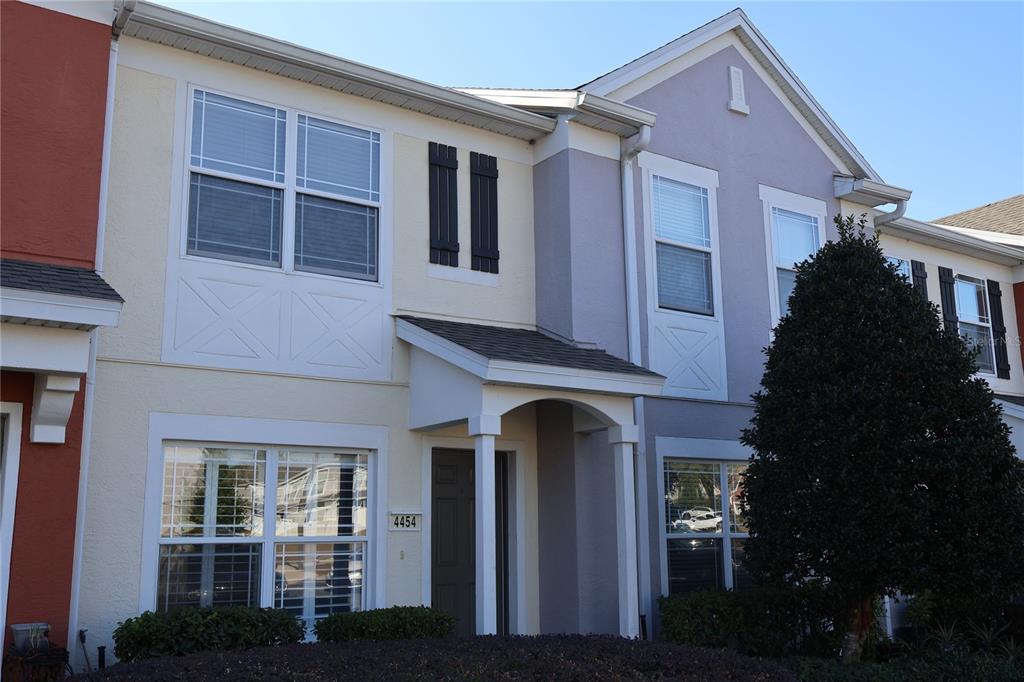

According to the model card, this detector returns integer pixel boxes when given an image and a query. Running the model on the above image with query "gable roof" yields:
[933,195,1024,236]
[579,8,881,181]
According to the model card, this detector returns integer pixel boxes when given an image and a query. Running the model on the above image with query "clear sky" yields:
[156,1,1022,221]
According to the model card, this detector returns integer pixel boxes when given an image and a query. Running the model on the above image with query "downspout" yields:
[872,198,907,229]
[621,124,651,636]
[68,1,135,670]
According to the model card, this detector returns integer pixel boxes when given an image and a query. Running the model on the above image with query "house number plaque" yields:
[389,513,421,531]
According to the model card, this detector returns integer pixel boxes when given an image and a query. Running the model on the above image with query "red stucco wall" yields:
[1,371,85,649]
[0,1,110,268]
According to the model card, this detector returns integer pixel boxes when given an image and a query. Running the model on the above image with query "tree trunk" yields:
[841,595,875,664]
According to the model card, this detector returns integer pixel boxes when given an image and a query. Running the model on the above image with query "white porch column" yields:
[609,423,640,638]
[469,414,501,635]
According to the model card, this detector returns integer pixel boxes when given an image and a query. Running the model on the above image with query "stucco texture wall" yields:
[627,44,841,404]
[0,1,108,268]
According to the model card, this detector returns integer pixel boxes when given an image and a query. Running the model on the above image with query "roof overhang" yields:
[0,287,123,330]
[935,224,1024,249]
[123,1,557,141]
[396,317,664,397]
[457,88,656,138]
[878,218,1024,267]
[834,176,912,208]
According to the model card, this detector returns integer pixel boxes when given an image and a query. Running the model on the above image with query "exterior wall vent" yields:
[728,65,750,115]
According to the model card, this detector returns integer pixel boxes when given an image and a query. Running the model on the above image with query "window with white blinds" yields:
[769,205,822,317]
[652,175,715,316]
[156,444,370,632]
[187,89,380,281]
[955,275,996,374]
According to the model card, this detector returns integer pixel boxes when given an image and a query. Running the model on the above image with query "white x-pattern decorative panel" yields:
[650,312,727,401]
[163,258,391,380]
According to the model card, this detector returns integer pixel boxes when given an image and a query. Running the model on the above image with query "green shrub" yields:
[113,606,304,662]
[314,605,453,642]
[659,585,844,657]
[787,652,1024,682]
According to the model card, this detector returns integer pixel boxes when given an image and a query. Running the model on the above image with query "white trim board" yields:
[0,287,122,330]
[139,412,390,615]
[0,402,24,654]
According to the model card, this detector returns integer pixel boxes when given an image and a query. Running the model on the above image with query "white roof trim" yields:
[934,224,1024,249]
[0,287,123,330]
[395,318,664,397]
[834,176,912,208]
[458,88,656,137]
[583,9,880,180]
[879,218,1024,266]
[124,1,557,141]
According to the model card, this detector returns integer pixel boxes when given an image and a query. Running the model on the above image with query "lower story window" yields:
[663,459,749,593]
[156,444,369,630]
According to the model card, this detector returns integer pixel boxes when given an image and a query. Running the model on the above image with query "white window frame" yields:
[759,185,828,327]
[887,256,911,280]
[140,413,389,626]
[655,437,750,595]
[640,152,723,322]
[955,273,997,376]
[182,85,384,283]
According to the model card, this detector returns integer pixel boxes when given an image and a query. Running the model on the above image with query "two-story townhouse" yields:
[0,0,125,650]
[467,9,1024,636]
[70,0,670,666]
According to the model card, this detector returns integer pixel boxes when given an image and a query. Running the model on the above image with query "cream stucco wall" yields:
[77,37,550,664]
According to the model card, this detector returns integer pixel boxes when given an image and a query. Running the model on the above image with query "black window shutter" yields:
[470,152,499,273]
[987,279,1011,379]
[428,142,459,266]
[911,260,928,299]
[938,267,958,333]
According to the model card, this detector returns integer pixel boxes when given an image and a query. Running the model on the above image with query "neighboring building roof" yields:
[0,259,123,302]
[995,393,1024,408]
[933,195,1024,237]
[878,218,1024,266]
[397,315,660,377]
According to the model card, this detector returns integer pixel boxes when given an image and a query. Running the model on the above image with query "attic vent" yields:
[728,66,749,115]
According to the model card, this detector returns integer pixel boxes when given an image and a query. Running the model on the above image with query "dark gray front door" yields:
[431,448,510,636]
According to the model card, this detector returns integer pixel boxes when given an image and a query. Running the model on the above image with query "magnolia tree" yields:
[740,215,1024,662]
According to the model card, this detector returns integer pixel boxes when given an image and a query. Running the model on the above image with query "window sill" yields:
[427,263,499,288]
[179,253,386,289]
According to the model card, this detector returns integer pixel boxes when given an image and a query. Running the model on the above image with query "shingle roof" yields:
[1,259,123,302]
[934,195,1024,236]
[398,315,660,377]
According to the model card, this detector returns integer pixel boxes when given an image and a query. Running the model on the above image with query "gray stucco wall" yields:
[534,148,628,359]
[573,428,619,634]
[536,401,580,633]
[628,44,841,404]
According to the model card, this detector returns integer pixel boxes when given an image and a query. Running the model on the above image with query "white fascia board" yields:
[996,399,1024,422]
[458,88,656,137]
[0,323,91,375]
[936,224,1024,249]
[396,318,665,397]
[0,287,122,329]
[574,92,657,129]
[125,2,556,140]
[880,218,1024,266]
[834,176,912,207]
[584,8,879,180]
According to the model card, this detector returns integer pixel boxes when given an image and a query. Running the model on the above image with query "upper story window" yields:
[187,89,381,281]
[887,256,910,280]
[955,275,996,374]
[759,186,827,323]
[653,175,714,316]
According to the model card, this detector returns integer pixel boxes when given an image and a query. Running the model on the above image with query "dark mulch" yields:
[75,635,796,681]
